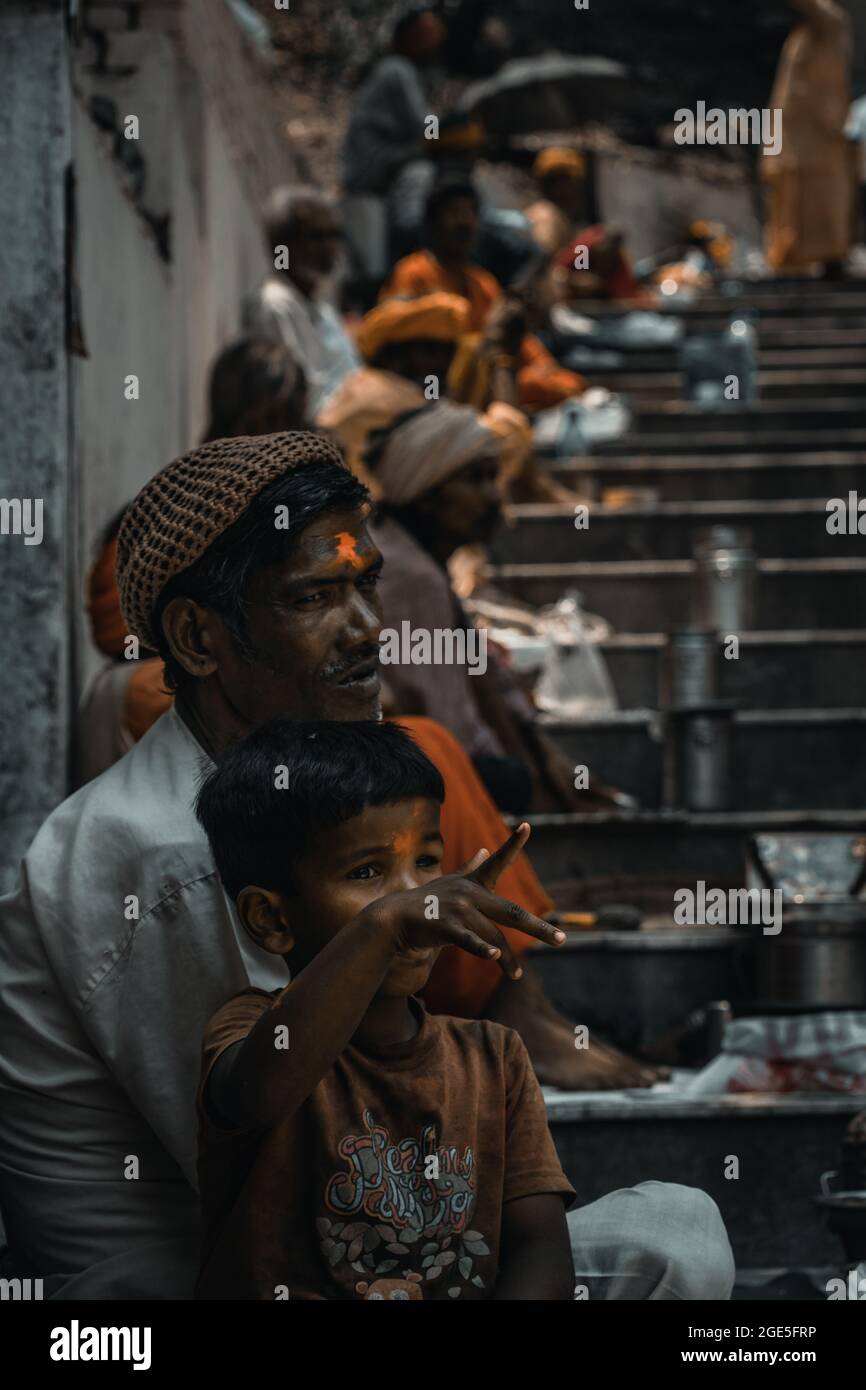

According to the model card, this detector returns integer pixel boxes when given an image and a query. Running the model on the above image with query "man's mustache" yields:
[320,644,381,682]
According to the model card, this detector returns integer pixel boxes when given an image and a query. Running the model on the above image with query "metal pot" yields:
[746,901,866,1009]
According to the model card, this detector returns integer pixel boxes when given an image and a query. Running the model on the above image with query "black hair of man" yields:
[262,185,333,256]
[425,174,480,228]
[202,338,306,443]
[393,4,439,48]
[153,458,369,694]
[195,718,445,901]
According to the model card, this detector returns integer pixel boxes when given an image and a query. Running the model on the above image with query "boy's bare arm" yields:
[493,1194,575,1300]
[208,827,564,1131]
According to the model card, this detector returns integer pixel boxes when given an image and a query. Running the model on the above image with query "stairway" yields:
[489,279,866,1277]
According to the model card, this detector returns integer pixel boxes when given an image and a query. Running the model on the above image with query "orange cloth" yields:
[398,715,553,1019]
[355,291,469,362]
[123,658,173,742]
[380,250,585,411]
[87,535,129,658]
[87,535,173,741]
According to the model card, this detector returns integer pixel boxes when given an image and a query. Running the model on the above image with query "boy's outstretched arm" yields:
[494,1194,575,1300]
[208,826,565,1132]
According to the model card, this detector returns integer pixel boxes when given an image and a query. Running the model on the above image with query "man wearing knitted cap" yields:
[0,430,732,1302]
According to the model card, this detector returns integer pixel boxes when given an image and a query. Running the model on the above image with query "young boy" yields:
[193,719,576,1300]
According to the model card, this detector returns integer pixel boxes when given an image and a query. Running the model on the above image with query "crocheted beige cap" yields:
[116,431,347,650]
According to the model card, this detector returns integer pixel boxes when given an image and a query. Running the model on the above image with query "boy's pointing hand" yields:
[365,823,566,980]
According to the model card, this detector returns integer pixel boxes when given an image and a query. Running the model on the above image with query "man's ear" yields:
[236,886,296,956]
[160,596,223,681]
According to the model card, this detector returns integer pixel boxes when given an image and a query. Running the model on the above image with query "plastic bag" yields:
[681,1012,866,1095]
[532,388,632,457]
[679,316,759,408]
[534,591,618,718]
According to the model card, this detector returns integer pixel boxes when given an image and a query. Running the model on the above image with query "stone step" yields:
[592,427,866,456]
[497,499,861,563]
[522,809,865,883]
[597,631,866,710]
[488,557,866,630]
[551,452,864,504]
[541,708,866,812]
[533,925,740,1056]
[575,291,866,317]
[575,343,866,372]
[631,400,866,435]
[545,1090,861,1270]
[760,327,866,349]
[586,368,866,401]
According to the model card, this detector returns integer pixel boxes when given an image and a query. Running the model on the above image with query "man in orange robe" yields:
[381,176,586,412]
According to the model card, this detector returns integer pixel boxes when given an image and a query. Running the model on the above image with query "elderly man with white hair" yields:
[242,187,360,414]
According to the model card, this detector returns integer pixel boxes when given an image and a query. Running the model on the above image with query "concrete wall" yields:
[72,3,293,692]
[0,0,294,890]
[597,151,761,265]
[0,2,72,892]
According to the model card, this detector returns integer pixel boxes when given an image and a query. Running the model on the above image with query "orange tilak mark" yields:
[391,831,416,858]
[333,532,365,569]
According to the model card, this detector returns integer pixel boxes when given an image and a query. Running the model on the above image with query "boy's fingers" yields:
[469,884,565,947]
[454,847,489,877]
[446,923,502,962]
[464,910,522,980]
[470,823,530,889]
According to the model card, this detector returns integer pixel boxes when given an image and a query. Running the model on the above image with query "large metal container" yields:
[690,525,758,632]
[664,702,736,811]
[659,628,719,709]
[745,902,866,1009]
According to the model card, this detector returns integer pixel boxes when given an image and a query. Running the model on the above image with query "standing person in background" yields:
[342,6,448,295]
[242,188,360,414]
[762,0,854,276]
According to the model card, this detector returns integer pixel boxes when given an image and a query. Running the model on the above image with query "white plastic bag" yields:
[534,591,618,719]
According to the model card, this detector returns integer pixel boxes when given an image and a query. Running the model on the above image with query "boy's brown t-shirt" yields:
[195,989,575,1301]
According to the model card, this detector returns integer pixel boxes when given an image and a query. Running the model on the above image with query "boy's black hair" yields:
[153,460,368,693]
[195,719,445,901]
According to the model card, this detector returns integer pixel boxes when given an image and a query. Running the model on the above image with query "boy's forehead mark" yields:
[390,829,416,857]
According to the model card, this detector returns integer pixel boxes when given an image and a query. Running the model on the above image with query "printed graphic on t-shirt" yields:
[317,1108,491,1299]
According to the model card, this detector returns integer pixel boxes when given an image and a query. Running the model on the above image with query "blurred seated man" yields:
[318,292,469,475]
[242,187,359,415]
[367,399,625,818]
[318,291,559,500]
[381,176,587,412]
[526,146,588,256]
[547,225,648,305]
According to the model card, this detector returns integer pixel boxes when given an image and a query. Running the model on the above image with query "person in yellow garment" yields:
[762,0,855,275]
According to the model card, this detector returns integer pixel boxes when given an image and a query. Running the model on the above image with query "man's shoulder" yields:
[20,708,214,911]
